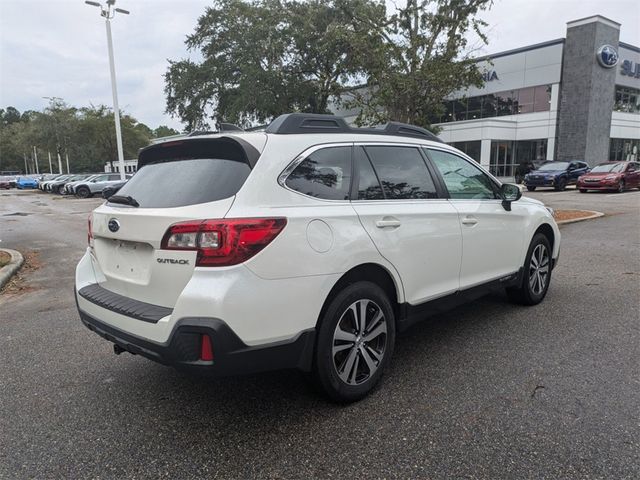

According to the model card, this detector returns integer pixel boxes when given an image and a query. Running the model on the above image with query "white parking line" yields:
[605,192,640,198]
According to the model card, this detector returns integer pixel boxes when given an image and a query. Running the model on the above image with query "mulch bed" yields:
[553,210,599,222]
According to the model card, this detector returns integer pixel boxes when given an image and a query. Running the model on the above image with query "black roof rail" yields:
[265,113,442,142]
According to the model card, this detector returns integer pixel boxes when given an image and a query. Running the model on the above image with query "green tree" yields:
[0,101,153,174]
[165,0,493,131]
[153,125,180,138]
[165,0,382,129]
[345,0,493,129]
[76,106,151,172]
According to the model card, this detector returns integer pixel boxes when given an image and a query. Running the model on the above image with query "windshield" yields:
[589,163,624,173]
[538,162,569,171]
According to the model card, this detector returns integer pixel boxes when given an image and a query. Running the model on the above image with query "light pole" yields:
[42,96,65,174]
[85,0,129,181]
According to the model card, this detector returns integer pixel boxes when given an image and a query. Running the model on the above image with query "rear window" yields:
[114,158,251,208]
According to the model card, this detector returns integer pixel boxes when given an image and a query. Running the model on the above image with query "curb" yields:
[556,210,605,225]
[0,248,24,290]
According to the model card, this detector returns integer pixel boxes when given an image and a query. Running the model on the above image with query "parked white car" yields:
[75,114,560,401]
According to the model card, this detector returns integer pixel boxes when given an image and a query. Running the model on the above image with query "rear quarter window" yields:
[285,146,352,200]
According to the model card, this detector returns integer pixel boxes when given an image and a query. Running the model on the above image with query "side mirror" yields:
[500,183,522,211]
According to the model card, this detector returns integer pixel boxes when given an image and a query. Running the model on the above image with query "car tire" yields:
[506,233,552,306]
[76,186,91,198]
[617,180,625,193]
[579,189,587,193]
[313,281,395,403]
[526,186,536,191]
[58,185,65,195]
[554,178,567,191]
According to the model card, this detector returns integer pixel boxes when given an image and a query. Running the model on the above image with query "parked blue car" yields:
[524,160,590,191]
[16,177,39,189]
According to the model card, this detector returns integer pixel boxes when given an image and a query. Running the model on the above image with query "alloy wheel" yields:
[529,244,550,295]
[332,299,387,386]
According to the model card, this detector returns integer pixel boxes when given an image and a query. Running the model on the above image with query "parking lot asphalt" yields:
[1,188,639,479]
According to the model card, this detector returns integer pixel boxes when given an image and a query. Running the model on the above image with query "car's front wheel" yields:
[507,233,552,306]
[314,281,395,402]
[527,186,536,191]
[554,177,567,191]
[617,180,625,193]
[76,186,91,198]
[579,188,587,193]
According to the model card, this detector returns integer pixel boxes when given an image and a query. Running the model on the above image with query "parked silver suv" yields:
[74,173,131,198]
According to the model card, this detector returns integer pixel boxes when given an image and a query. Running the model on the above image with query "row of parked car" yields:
[0,172,131,198]
[523,160,640,192]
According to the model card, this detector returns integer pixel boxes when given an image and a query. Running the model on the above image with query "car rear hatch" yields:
[88,135,264,309]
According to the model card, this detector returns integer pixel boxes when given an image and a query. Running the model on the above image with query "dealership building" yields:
[338,15,640,178]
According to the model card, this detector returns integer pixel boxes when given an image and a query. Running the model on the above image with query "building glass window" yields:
[489,139,548,177]
[614,86,640,113]
[466,97,483,120]
[517,87,535,114]
[533,85,552,112]
[609,138,640,161]
[434,84,552,124]
[450,141,481,162]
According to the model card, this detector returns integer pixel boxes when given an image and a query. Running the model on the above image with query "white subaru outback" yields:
[75,114,560,402]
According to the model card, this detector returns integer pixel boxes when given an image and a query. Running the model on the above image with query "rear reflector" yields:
[87,213,93,246]
[200,334,214,361]
[161,217,287,267]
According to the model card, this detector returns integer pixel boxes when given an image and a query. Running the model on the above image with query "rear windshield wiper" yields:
[108,195,140,207]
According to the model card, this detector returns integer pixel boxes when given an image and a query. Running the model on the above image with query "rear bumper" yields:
[77,304,316,375]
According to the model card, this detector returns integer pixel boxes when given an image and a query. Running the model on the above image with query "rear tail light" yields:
[161,217,287,267]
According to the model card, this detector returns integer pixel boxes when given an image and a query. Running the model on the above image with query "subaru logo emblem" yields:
[108,218,120,233]
[596,45,618,68]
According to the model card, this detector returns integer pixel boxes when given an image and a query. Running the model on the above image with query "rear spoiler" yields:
[137,136,261,169]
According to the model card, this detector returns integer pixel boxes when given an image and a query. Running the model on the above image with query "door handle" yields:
[461,217,478,226]
[375,218,401,228]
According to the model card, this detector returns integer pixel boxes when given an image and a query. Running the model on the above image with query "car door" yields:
[625,162,640,187]
[426,148,528,290]
[350,145,462,304]
[87,174,108,192]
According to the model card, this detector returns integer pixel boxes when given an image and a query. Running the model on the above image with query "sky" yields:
[1,0,639,132]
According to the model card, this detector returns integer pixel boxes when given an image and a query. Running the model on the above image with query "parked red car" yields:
[577,161,640,193]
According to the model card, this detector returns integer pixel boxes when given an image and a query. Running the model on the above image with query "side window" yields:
[355,147,384,200]
[285,146,352,200]
[427,149,498,200]
[92,175,107,182]
[108,174,120,181]
[579,162,588,170]
[365,146,438,199]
